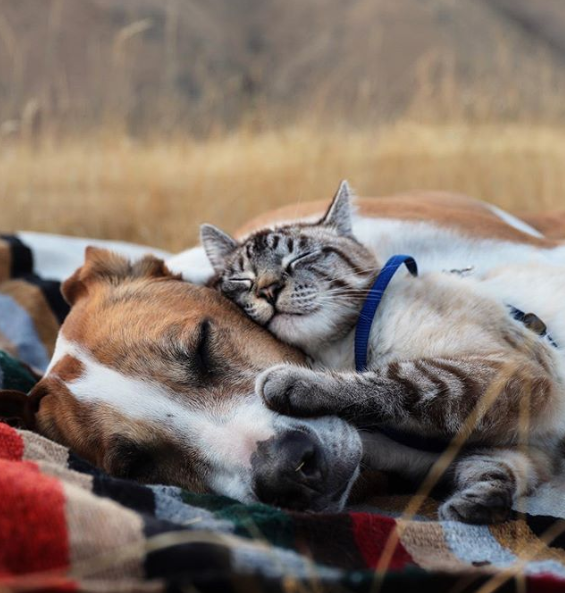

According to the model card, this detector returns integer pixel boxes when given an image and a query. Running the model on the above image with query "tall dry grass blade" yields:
[113,19,154,57]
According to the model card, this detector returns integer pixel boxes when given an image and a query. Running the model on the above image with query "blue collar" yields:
[355,255,418,373]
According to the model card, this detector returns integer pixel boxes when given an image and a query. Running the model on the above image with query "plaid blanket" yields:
[2,233,565,593]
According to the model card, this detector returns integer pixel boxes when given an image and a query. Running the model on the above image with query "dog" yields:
[22,248,362,512]
[5,191,565,513]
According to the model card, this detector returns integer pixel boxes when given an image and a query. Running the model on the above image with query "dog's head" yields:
[14,248,361,511]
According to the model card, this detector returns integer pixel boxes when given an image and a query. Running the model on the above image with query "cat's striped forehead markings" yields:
[235,222,349,269]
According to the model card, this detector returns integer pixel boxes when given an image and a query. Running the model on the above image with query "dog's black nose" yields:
[257,281,284,305]
[252,430,327,510]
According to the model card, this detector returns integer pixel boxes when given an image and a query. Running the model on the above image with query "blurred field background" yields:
[2,0,565,251]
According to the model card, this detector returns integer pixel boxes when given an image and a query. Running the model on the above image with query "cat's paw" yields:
[256,365,322,416]
[438,482,513,524]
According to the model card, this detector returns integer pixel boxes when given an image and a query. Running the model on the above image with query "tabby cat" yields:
[201,182,565,523]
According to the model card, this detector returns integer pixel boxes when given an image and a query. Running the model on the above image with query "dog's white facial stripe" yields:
[46,332,76,374]
[50,334,188,425]
[71,353,190,425]
[47,334,276,496]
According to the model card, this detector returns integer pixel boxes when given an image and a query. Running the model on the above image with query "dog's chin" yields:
[319,465,361,513]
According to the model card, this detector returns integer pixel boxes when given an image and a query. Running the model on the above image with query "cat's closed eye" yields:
[285,251,319,272]
[225,278,253,291]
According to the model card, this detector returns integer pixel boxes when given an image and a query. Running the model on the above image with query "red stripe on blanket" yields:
[0,425,73,588]
[0,422,24,460]
[528,573,565,593]
[350,513,413,570]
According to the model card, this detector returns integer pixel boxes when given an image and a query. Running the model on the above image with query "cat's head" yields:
[201,181,377,351]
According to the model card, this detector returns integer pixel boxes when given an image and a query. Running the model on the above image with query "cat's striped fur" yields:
[201,182,565,523]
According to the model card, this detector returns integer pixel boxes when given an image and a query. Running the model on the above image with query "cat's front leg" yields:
[256,364,396,419]
[259,356,555,439]
[256,364,347,417]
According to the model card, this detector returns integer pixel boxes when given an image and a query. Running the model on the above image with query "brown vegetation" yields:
[1,122,565,252]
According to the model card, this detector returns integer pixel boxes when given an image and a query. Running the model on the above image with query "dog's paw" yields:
[256,365,320,416]
[438,483,513,524]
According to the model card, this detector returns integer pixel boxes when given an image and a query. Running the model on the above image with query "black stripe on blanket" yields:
[525,514,565,549]
[0,235,33,278]
[144,540,235,590]
[21,273,69,324]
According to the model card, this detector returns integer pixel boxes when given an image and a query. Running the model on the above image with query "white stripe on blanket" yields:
[519,473,565,520]
[443,521,565,578]
[18,231,172,281]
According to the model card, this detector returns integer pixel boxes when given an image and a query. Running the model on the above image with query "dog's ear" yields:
[321,180,354,237]
[62,247,178,305]
[0,389,40,430]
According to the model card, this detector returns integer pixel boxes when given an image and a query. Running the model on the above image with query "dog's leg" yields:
[361,431,439,481]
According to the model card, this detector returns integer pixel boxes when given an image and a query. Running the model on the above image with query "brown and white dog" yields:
[7,191,565,512]
[29,249,363,511]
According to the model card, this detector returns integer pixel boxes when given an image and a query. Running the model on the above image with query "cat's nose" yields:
[257,281,284,305]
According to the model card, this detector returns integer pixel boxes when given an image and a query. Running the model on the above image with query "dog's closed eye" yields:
[193,319,213,377]
[171,319,220,385]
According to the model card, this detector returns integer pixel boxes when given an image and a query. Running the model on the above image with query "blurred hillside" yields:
[2,0,565,136]
[1,0,565,249]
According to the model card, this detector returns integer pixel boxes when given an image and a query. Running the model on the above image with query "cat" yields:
[201,181,565,523]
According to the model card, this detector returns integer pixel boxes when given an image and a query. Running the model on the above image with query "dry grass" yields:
[1,121,565,252]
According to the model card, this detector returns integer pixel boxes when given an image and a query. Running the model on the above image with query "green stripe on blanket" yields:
[0,351,37,393]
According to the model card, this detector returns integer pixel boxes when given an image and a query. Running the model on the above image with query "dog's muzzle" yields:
[252,430,329,511]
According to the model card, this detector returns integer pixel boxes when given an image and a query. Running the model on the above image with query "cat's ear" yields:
[200,224,238,272]
[321,180,354,237]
